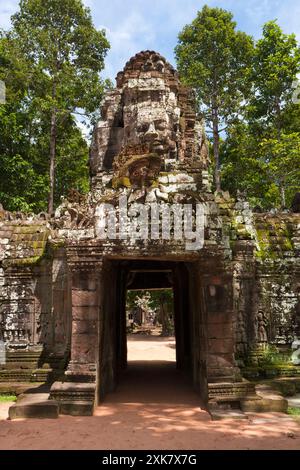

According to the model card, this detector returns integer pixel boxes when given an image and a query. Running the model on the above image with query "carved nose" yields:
[144,122,158,140]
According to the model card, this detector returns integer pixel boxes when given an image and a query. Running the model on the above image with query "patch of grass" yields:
[0,394,16,403]
[287,407,300,416]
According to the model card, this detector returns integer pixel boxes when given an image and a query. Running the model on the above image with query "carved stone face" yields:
[127,155,161,188]
[123,78,180,160]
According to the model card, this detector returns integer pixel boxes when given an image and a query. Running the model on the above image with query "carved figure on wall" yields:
[255,310,268,343]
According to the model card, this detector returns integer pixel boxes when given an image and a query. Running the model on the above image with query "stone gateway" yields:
[0,51,299,417]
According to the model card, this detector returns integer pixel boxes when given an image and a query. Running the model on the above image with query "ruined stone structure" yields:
[1,51,300,416]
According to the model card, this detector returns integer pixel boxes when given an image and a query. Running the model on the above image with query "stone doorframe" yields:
[50,250,252,415]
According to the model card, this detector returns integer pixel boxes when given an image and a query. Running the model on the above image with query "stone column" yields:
[190,263,208,403]
[65,261,102,381]
[50,260,103,415]
[204,264,256,408]
[205,274,239,383]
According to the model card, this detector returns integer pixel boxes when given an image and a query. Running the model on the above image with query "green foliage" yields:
[220,20,300,209]
[259,346,289,365]
[249,21,300,132]
[287,407,300,416]
[0,0,110,212]
[126,289,173,312]
[221,127,300,210]
[175,5,254,190]
[0,394,16,402]
[126,289,174,336]
[175,5,253,125]
[10,0,110,122]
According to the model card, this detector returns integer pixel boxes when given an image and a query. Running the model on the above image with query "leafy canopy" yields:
[175,5,254,128]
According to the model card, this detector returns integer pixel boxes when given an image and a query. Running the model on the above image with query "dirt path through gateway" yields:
[0,337,300,450]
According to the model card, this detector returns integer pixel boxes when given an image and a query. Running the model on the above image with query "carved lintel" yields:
[68,259,104,275]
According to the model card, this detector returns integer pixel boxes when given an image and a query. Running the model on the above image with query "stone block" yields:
[72,305,99,321]
[208,338,234,354]
[208,322,233,339]
[72,274,97,291]
[9,393,59,420]
[72,290,99,307]
[207,312,232,324]
[59,401,94,416]
[72,320,97,335]
[241,396,288,413]
[241,383,288,413]
[71,333,97,363]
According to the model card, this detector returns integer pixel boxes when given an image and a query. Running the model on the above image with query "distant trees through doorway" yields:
[126,289,174,337]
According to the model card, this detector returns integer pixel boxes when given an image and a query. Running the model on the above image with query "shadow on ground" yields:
[0,341,300,450]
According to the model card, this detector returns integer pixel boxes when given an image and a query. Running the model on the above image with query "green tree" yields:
[9,0,110,213]
[221,124,269,208]
[249,21,300,137]
[258,133,300,208]
[222,21,300,209]
[175,5,254,191]
[0,33,48,212]
[126,289,174,336]
[0,27,92,213]
[221,126,300,210]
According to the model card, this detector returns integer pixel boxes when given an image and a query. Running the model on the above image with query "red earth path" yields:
[0,336,299,450]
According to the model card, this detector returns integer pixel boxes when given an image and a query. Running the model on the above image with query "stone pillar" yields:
[50,261,102,415]
[205,267,256,408]
[204,274,239,383]
[190,263,208,404]
[65,263,101,380]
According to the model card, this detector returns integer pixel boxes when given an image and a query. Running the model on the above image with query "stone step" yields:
[0,368,52,382]
[8,393,59,420]
[49,381,96,416]
[59,400,94,416]
[241,384,288,413]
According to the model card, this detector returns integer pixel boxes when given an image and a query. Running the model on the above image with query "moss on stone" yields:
[49,240,66,250]
[112,176,131,189]
[4,255,42,267]
[269,380,297,397]
[254,217,294,260]
[230,218,253,241]
[3,228,51,267]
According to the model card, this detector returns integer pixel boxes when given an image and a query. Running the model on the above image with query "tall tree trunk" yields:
[160,299,168,337]
[212,106,221,192]
[48,81,57,215]
[275,98,282,141]
[275,98,285,209]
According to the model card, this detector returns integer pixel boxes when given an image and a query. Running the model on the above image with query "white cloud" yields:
[0,0,19,29]
[101,10,156,80]
[1,0,300,79]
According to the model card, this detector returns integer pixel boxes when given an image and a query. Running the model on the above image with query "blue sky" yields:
[1,0,300,83]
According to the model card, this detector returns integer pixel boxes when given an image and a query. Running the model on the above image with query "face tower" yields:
[90,50,209,197]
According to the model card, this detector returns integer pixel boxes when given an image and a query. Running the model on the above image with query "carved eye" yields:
[155,120,167,131]
[137,124,149,133]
